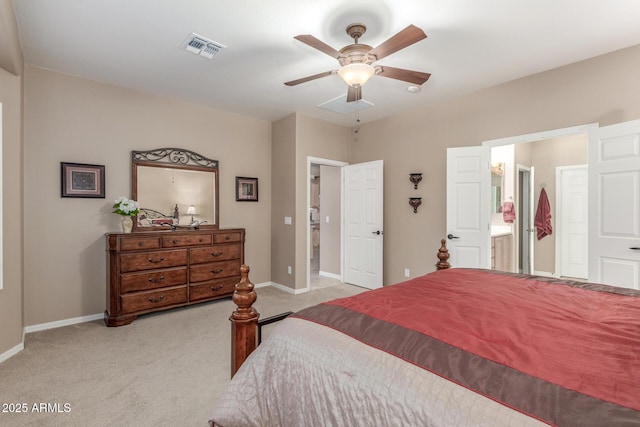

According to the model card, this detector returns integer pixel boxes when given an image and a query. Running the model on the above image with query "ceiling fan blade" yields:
[368,25,427,61]
[294,35,343,59]
[377,66,431,85]
[346,86,362,103]
[284,70,335,86]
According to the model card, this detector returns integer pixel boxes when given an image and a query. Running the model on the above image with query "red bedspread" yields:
[293,269,640,426]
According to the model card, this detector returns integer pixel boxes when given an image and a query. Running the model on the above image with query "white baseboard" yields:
[319,271,341,281]
[268,281,309,295]
[254,281,272,289]
[533,270,556,278]
[0,342,24,364]
[23,313,104,334]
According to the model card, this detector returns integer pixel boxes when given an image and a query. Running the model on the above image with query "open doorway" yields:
[450,120,640,287]
[517,166,533,274]
[488,134,588,278]
[307,158,346,290]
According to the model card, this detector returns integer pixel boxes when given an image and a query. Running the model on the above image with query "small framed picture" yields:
[235,177,258,202]
[61,162,105,198]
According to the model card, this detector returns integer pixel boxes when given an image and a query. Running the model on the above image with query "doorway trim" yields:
[516,164,534,273]
[480,123,598,273]
[306,156,348,292]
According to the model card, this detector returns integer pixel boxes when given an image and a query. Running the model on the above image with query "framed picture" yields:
[235,177,258,202]
[61,162,105,198]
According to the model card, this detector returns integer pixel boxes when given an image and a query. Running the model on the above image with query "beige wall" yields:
[530,135,588,274]
[271,115,297,287]
[0,0,24,358]
[271,113,351,290]
[0,0,23,76]
[294,114,350,289]
[0,67,24,356]
[23,65,271,326]
[352,44,640,285]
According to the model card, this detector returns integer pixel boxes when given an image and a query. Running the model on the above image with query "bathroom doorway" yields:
[308,160,343,290]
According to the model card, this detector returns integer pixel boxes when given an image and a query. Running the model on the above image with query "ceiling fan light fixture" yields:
[338,63,375,87]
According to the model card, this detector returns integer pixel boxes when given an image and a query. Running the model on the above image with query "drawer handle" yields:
[199,238,204,242]
[173,240,178,244]
[211,251,224,257]
[225,235,231,240]
[138,241,145,247]
[148,295,165,303]
[210,268,224,274]
[148,257,165,264]
[211,284,224,291]
[148,275,165,283]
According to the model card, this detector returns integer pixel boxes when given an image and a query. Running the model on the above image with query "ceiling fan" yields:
[285,23,431,102]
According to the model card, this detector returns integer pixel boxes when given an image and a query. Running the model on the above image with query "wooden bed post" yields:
[436,239,451,270]
[230,264,259,378]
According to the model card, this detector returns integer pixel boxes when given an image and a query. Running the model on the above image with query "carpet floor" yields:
[0,282,365,427]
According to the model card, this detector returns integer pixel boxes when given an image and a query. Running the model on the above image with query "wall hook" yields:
[409,197,422,213]
[409,173,423,189]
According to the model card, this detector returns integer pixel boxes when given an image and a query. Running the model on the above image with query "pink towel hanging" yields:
[502,201,515,223]
[534,188,552,240]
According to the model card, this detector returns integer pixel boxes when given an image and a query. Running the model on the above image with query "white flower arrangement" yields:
[113,196,140,217]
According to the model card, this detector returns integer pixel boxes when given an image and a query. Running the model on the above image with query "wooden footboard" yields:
[229,265,259,377]
[229,240,451,377]
[436,239,451,270]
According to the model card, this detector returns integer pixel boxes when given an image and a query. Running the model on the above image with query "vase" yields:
[121,216,133,234]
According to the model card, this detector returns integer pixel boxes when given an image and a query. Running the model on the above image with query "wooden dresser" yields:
[105,228,244,326]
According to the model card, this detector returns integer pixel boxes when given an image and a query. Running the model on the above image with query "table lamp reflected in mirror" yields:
[186,204,197,224]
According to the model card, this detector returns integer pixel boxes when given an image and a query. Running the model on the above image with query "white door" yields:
[344,160,384,289]
[557,165,588,279]
[588,119,640,289]
[446,147,491,268]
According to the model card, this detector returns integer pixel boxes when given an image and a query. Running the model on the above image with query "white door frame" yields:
[306,156,348,291]
[516,164,534,274]
[481,123,598,275]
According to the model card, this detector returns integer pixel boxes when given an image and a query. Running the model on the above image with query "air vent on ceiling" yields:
[181,33,226,59]
[318,95,374,115]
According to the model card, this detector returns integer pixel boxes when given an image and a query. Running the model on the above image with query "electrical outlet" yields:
[404,268,410,278]
[287,266,292,275]
[284,216,292,225]
[325,216,330,223]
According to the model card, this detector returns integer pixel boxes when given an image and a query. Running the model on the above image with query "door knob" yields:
[447,234,459,240]
[372,230,382,235]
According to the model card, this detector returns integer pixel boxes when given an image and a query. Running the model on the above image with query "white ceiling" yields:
[12,0,640,127]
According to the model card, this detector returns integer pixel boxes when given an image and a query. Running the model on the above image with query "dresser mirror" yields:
[131,148,219,231]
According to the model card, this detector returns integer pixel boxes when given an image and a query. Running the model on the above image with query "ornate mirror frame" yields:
[131,148,220,232]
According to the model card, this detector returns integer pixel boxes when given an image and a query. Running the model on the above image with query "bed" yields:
[210,243,640,427]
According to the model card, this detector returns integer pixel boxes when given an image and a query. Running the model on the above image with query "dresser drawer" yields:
[190,260,241,283]
[120,249,188,273]
[213,232,242,244]
[119,236,162,251]
[120,267,187,293]
[163,234,212,248]
[120,285,188,314]
[190,244,241,264]
[190,277,238,302]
